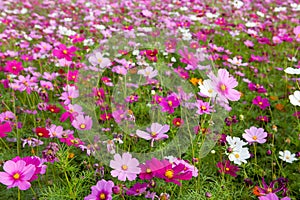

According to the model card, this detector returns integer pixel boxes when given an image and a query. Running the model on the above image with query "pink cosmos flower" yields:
[88,52,111,68]
[293,26,300,42]
[84,179,114,200]
[259,193,290,200]
[242,126,267,144]
[53,44,76,61]
[67,70,79,82]
[178,47,198,68]
[137,66,158,79]
[0,160,35,190]
[209,69,241,103]
[136,123,169,147]
[110,152,141,181]
[4,60,24,75]
[71,115,93,130]
[252,96,270,110]
[159,95,180,114]
[59,85,79,105]
[196,100,212,115]
[0,122,12,138]
[155,162,192,186]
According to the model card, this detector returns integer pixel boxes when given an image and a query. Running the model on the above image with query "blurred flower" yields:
[4,60,24,75]
[172,118,184,127]
[110,152,141,181]
[84,179,114,200]
[0,122,12,138]
[252,96,270,110]
[35,127,50,138]
[72,115,92,130]
[289,90,300,106]
[42,142,59,163]
[196,100,212,115]
[216,160,240,177]
[279,150,298,163]
[136,123,169,147]
[255,177,289,197]
[88,52,111,68]
[126,182,148,196]
[224,115,238,126]
[159,95,180,114]
[248,83,267,93]
[53,44,76,61]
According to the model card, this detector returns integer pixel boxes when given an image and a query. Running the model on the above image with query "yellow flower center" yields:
[38,132,43,136]
[208,89,213,94]
[176,121,180,125]
[151,132,157,137]
[146,168,151,173]
[13,173,20,180]
[165,169,174,179]
[225,167,230,171]
[100,193,106,199]
[252,136,257,140]
[201,106,207,110]
[168,101,173,106]
[258,102,263,105]
[220,84,226,91]
[235,153,240,158]
[80,124,86,129]
[63,50,68,54]
[122,165,128,170]
[98,58,102,63]
[267,188,272,193]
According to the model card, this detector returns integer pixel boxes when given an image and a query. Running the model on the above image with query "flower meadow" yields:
[0,0,299,199]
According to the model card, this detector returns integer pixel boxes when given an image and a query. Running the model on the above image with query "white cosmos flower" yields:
[279,150,298,163]
[226,136,248,151]
[228,147,250,165]
[227,57,248,66]
[289,90,300,106]
[284,67,300,74]
[198,79,217,98]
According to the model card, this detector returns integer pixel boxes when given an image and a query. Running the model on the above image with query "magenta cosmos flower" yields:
[252,96,270,110]
[84,179,114,200]
[155,163,192,186]
[216,160,240,177]
[0,160,36,190]
[243,126,267,144]
[209,69,241,102]
[136,123,169,147]
[0,122,12,138]
[196,100,212,115]
[139,158,170,180]
[159,95,180,114]
[53,44,76,61]
[110,152,141,181]
[4,60,24,75]
[259,193,290,200]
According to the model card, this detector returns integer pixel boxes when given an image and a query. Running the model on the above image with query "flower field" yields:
[0,0,299,199]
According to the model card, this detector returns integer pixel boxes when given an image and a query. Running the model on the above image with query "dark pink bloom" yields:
[252,96,270,110]
[216,160,239,177]
[67,70,79,82]
[70,34,85,43]
[4,60,24,75]
[53,44,76,61]
[0,160,35,190]
[0,122,12,138]
[155,163,192,186]
[196,100,212,115]
[248,82,267,93]
[126,182,148,196]
[159,95,180,114]
[178,47,198,67]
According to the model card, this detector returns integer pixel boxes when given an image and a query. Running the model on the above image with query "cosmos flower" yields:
[71,115,93,130]
[0,159,35,190]
[137,66,158,79]
[88,51,111,68]
[53,44,76,61]
[110,152,141,181]
[198,79,217,98]
[279,150,298,163]
[259,193,290,200]
[208,69,241,102]
[242,126,268,144]
[216,160,240,177]
[252,96,270,110]
[288,90,300,106]
[84,179,115,200]
[159,95,180,114]
[0,122,12,138]
[126,182,148,196]
[136,123,169,147]
[4,60,24,75]
[196,100,213,115]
